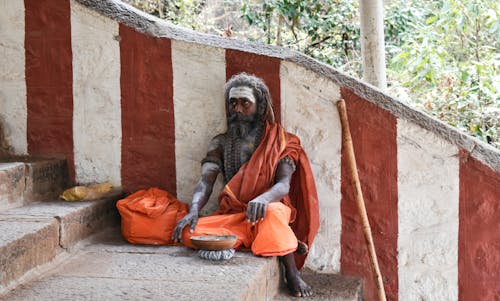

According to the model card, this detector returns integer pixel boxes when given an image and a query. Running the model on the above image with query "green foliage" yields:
[241,0,361,74]
[387,0,499,147]
[122,0,499,148]
[122,0,206,30]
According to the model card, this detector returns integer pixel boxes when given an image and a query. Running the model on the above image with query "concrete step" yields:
[0,191,123,295]
[273,269,362,301]
[1,227,280,301]
[0,157,68,211]
[1,227,362,301]
[0,162,25,211]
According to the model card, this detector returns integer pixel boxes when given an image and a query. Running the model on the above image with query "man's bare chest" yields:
[222,134,259,183]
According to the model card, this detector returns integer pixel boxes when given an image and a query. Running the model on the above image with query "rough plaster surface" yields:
[172,40,226,213]
[0,0,27,154]
[397,119,459,301]
[119,25,176,194]
[74,0,499,173]
[71,2,122,186]
[458,151,500,301]
[280,62,342,272]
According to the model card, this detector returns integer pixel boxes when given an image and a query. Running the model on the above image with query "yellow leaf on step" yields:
[60,182,113,201]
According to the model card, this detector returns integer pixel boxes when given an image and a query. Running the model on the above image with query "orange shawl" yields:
[218,122,320,269]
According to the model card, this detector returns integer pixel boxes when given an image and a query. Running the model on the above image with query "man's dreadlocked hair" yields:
[224,73,275,124]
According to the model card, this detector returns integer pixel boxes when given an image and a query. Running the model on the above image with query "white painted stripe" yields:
[172,40,226,212]
[71,1,121,186]
[0,0,27,154]
[280,61,342,272]
[397,119,459,301]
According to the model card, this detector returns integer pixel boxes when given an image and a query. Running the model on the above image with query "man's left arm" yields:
[246,157,296,225]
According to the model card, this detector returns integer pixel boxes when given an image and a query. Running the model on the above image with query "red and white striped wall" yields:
[1,1,499,300]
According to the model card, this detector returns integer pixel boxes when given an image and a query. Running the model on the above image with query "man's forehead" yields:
[229,86,256,103]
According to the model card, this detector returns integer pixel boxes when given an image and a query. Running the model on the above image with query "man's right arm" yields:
[187,162,220,213]
[172,135,223,242]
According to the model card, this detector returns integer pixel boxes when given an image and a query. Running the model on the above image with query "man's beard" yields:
[228,112,258,138]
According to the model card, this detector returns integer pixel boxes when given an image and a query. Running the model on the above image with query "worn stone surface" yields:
[0,158,68,209]
[59,195,121,248]
[273,269,362,301]
[3,227,281,301]
[24,159,68,203]
[0,192,122,249]
[0,190,123,295]
[0,163,26,211]
[0,219,60,293]
[4,277,249,301]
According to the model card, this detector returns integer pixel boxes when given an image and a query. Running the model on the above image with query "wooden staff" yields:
[337,99,387,301]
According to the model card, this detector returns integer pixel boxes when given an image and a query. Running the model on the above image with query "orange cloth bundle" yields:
[117,188,188,245]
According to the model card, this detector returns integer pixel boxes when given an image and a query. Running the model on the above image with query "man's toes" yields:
[301,287,312,297]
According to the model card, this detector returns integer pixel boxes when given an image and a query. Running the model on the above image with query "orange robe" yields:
[182,122,319,269]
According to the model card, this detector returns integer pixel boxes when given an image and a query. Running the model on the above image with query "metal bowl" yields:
[190,235,237,251]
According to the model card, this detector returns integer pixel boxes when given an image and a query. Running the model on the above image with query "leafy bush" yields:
[387,0,499,147]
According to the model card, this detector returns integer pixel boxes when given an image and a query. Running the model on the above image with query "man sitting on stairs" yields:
[172,73,320,297]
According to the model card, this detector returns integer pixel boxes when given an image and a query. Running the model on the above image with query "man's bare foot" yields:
[285,270,312,297]
[280,253,312,297]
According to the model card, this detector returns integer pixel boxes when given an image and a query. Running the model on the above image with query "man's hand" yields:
[246,198,269,225]
[172,210,199,242]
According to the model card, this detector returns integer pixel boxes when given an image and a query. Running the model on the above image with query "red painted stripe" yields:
[225,50,281,123]
[459,150,500,301]
[340,88,398,301]
[25,0,75,182]
[119,25,176,195]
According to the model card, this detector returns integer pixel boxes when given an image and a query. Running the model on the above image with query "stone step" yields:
[1,227,362,301]
[1,227,280,301]
[0,191,123,295]
[0,162,25,211]
[0,157,68,211]
[273,269,362,301]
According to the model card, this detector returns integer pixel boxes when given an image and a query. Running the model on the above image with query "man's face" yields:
[227,86,259,138]
[228,86,257,120]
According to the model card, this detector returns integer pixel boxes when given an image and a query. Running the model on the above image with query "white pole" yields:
[359,0,387,90]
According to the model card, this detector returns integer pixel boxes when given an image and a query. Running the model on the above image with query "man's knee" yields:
[265,202,291,221]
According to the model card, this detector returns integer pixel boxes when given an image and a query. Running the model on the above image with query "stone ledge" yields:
[0,158,68,211]
[0,219,59,293]
[0,162,26,211]
[3,227,280,301]
[273,269,363,301]
[0,192,123,295]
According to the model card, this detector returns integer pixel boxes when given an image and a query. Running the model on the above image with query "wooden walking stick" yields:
[337,99,387,301]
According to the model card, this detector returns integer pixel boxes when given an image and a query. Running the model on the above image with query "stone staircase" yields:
[0,158,122,296]
[0,158,362,301]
